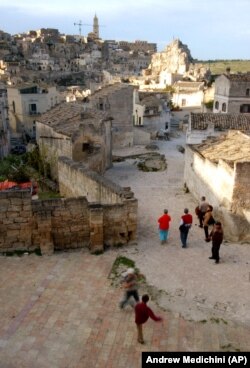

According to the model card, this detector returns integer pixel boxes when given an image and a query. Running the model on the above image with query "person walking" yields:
[119,268,139,309]
[208,221,224,264]
[179,208,193,248]
[198,196,209,228]
[203,205,215,240]
[135,294,162,344]
[158,209,171,244]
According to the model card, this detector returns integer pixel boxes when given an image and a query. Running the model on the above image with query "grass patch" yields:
[38,191,62,200]
[200,60,250,74]
[109,256,145,287]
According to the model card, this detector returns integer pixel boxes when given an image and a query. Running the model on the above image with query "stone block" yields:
[0,198,10,206]
[7,229,20,237]
[7,223,21,230]
[14,217,28,223]
[40,241,54,255]
[7,211,21,218]
[22,205,32,211]
[8,205,22,212]
[10,198,24,205]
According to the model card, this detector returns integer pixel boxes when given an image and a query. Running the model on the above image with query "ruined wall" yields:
[0,190,138,254]
[184,146,250,241]
[0,192,90,254]
[58,156,132,204]
[232,161,250,214]
[0,191,34,251]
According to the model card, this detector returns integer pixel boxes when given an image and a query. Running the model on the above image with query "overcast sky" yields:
[1,0,249,60]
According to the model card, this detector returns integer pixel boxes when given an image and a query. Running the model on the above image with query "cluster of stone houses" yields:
[0,23,250,249]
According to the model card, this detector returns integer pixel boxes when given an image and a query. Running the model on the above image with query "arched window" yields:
[222,103,227,112]
[215,101,219,110]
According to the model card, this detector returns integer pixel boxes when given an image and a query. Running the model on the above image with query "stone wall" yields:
[0,191,34,251]
[58,156,135,205]
[184,146,250,241]
[0,191,90,254]
[232,161,250,213]
[0,189,138,254]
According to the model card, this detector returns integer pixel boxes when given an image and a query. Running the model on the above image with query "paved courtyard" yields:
[0,133,250,367]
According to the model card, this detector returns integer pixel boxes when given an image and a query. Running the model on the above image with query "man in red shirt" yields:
[135,294,162,344]
[158,209,171,244]
[179,208,193,248]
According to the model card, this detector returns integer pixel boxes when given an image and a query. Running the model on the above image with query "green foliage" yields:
[0,154,30,183]
[165,85,175,93]
[204,100,214,109]
[38,191,62,199]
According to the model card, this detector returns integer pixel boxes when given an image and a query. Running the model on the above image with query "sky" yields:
[0,0,250,60]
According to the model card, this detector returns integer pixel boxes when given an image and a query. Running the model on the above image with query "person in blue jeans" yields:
[179,208,193,248]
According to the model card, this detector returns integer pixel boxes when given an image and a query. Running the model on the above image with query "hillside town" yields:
[0,12,250,366]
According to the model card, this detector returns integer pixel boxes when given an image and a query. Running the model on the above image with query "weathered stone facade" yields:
[213,72,250,114]
[36,102,113,178]
[0,186,138,254]
[87,83,134,148]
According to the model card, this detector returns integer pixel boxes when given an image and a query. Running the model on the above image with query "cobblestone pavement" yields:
[0,133,250,367]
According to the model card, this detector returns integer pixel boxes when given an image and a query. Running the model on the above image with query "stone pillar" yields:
[35,209,54,255]
[89,204,104,254]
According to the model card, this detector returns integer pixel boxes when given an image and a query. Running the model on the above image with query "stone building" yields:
[172,81,205,108]
[213,72,250,113]
[133,90,170,128]
[186,112,250,144]
[184,130,250,242]
[118,40,157,54]
[0,84,10,158]
[36,101,113,177]
[87,83,134,147]
[7,83,61,139]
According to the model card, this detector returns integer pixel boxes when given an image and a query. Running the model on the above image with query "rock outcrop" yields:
[145,39,193,77]
[144,38,210,83]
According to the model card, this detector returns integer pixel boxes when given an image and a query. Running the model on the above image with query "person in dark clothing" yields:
[208,222,223,264]
[179,208,193,248]
[135,294,162,344]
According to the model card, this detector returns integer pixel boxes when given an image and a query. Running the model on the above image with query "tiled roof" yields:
[174,81,204,89]
[192,130,250,165]
[190,113,250,131]
[37,101,107,136]
[224,72,250,82]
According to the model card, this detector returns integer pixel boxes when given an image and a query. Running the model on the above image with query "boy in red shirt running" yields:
[135,294,162,344]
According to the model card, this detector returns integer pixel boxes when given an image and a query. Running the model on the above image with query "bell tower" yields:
[93,14,99,38]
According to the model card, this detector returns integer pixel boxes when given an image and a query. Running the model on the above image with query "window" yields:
[12,101,15,113]
[246,89,250,96]
[240,104,250,113]
[181,99,186,107]
[214,101,219,110]
[29,103,37,115]
[222,103,227,112]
